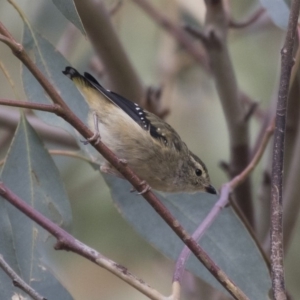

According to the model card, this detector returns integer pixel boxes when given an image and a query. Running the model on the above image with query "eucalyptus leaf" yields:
[0,116,73,299]
[21,22,97,158]
[104,174,271,299]
[52,0,86,35]
[22,23,88,134]
[260,0,290,30]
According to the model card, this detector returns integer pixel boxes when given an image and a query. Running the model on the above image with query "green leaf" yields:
[52,0,86,36]
[104,175,271,299]
[21,22,97,158]
[0,115,73,299]
[259,0,290,29]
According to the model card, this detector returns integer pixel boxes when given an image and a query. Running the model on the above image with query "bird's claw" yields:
[138,184,151,195]
[118,158,128,165]
[81,132,101,145]
[133,181,151,195]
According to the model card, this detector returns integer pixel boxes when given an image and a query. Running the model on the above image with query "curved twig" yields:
[229,7,266,29]
[0,255,46,300]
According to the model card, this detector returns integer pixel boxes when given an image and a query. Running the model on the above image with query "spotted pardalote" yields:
[63,67,216,194]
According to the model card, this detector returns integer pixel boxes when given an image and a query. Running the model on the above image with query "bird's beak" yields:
[205,184,217,195]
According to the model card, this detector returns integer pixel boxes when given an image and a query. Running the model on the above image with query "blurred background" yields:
[1,0,298,299]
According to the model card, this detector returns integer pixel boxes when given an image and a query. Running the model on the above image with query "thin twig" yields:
[0,107,78,148]
[0,22,248,299]
[173,118,275,283]
[132,0,210,71]
[270,0,300,299]
[229,7,266,29]
[0,254,46,300]
[0,99,63,114]
[0,183,165,300]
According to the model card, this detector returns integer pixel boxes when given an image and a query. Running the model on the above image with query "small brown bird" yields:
[63,67,216,194]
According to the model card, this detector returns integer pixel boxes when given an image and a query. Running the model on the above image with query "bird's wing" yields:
[63,66,183,150]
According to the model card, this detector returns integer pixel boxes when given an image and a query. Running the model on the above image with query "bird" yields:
[63,66,216,195]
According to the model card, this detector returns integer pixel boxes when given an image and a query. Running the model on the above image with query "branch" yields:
[0,106,78,148]
[270,0,300,299]
[0,23,248,299]
[132,0,210,71]
[186,0,253,226]
[72,0,144,103]
[0,99,63,114]
[0,183,165,300]
[174,118,275,284]
[0,254,46,300]
[229,7,266,29]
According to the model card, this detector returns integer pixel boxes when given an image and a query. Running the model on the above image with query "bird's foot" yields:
[81,111,101,145]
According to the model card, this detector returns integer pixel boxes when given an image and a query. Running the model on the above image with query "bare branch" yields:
[0,254,46,300]
[73,0,144,103]
[132,0,210,71]
[196,0,253,226]
[270,0,300,299]
[0,99,63,114]
[229,7,266,29]
[0,107,78,148]
[0,183,166,300]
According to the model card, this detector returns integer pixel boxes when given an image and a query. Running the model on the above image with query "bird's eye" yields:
[195,169,202,176]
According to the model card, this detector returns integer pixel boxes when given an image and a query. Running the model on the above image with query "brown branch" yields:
[0,22,248,299]
[270,0,300,299]
[132,0,210,71]
[0,183,165,300]
[229,7,266,29]
[0,99,63,114]
[186,0,253,226]
[0,255,46,300]
[0,107,78,148]
[72,0,144,103]
[174,118,275,284]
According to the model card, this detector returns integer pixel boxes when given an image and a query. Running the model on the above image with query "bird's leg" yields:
[82,112,101,145]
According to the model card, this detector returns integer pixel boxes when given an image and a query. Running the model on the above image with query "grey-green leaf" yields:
[0,115,73,299]
[52,0,86,35]
[22,23,88,137]
[260,0,290,30]
[104,175,271,299]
